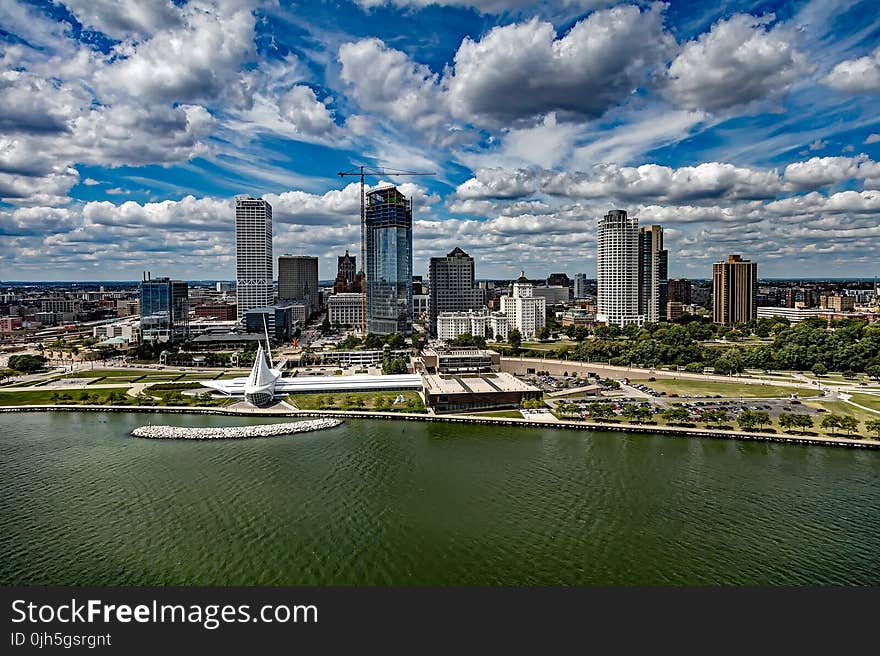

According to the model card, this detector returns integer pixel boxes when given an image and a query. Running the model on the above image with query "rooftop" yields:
[423,372,538,395]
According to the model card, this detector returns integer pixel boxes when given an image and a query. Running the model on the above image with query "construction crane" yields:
[337,166,435,336]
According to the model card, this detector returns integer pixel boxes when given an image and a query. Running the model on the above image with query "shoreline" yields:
[1,403,877,450]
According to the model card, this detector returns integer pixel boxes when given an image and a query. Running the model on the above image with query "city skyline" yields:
[1,1,880,281]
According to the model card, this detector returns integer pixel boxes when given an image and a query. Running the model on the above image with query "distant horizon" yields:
[2,277,879,286]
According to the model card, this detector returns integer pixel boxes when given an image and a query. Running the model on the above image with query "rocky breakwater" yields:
[131,418,343,440]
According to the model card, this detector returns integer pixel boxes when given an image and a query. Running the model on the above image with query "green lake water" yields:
[1,412,877,585]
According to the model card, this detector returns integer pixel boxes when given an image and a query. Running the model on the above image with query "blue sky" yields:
[1,0,879,281]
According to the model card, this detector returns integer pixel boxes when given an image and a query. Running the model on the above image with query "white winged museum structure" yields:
[200,338,423,407]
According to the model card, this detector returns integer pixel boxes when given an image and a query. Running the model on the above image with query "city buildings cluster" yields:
[3,192,880,353]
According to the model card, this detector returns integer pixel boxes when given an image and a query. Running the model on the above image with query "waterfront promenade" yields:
[0,403,876,450]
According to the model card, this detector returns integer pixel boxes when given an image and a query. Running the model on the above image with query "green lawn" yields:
[0,385,233,408]
[520,339,579,351]
[0,388,122,405]
[843,394,880,412]
[64,369,154,378]
[630,378,820,399]
[801,400,878,436]
[465,409,525,418]
[287,390,425,412]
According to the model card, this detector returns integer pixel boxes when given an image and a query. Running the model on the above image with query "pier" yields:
[130,418,343,440]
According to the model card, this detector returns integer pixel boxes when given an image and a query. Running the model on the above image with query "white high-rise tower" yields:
[596,209,642,327]
[235,196,273,321]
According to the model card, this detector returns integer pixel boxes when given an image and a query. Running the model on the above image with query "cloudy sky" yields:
[1,0,879,282]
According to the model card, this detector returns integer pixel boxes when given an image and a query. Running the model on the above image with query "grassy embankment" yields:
[287,390,425,413]
[629,378,821,398]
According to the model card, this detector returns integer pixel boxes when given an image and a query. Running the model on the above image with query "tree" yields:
[811,363,827,377]
[865,419,880,440]
[363,333,384,350]
[536,326,551,341]
[838,416,859,436]
[795,414,814,433]
[821,414,842,434]
[753,411,771,430]
[508,329,522,353]
[8,354,48,374]
[662,406,690,424]
[866,365,880,382]
[737,410,757,431]
[588,402,615,420]
[622,404,642,423]
[382,357,408,375]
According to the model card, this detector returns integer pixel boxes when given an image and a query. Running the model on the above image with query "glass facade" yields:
[365,187,413,335]
[139,278,189,343]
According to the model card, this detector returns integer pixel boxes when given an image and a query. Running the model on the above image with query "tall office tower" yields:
[638,225,668,322]
[596,209,642,327]
[337,250,357,292]
[573,273,588,299]
[235,196,273,321]
[139,274,189,343]
[500,272,546,339]
[428,246,484,335]
[278,255,319,314]
[713,255,758,325]
[667,278,691,305]
[365,186,413,335]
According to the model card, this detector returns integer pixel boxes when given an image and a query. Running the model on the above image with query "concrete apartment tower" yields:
[638,225,668,322]
[278,255,319,315]
[713,254,757,325]
[596,209,642,327]
[428,246,484,335]
[235,196,273,321]
[365,186,413,335]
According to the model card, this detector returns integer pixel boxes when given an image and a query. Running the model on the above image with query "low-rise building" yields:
[756,306,824,323]
[560,308,595,328]
[422,372,541,413]
[420,347,501,374]
[93,320,141,343]
[328,293,363,328]
[436,308,509,342]
[195,302,237,320]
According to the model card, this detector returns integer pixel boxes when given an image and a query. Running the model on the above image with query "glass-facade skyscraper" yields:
[365,186,413,335]
[139,276,189,343]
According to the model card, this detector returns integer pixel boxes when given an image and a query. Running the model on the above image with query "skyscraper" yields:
[713,255,757,325]
[428,246,484,335]
[235,196,273,321]
[139,275,189,343]
[278,255,319,315]
[573,273,587,299]
[596,209,642,327]
[638,225,668,323]
[365,186,413,335]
